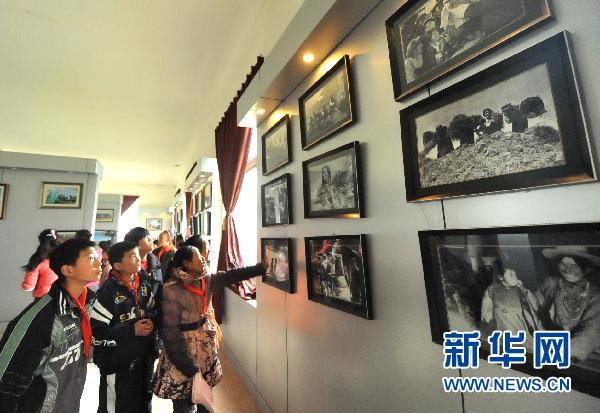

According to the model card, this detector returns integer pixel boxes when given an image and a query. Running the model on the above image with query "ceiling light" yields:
[303,53,315,63]
[174,164,180,167]
[256,108,266,115]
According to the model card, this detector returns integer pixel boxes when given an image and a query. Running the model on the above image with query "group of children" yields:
[0,227,266,413]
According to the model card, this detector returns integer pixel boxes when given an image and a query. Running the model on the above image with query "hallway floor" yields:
[80,352,258,412]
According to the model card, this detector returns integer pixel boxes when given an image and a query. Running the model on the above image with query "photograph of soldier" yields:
[261,174,290,227]
[307,149,357,213]
[263,116,290,175]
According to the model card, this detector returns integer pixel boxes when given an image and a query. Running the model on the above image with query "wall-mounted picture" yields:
[55,231,76,243]
[262,114,291,175]
[400,32,594,202]
[299,55,355,150]
[96,208,115,223]
[305,235,372,319]
[303,141,363,218]
[385,0,552,100]
[261,173,291,227]
[94,230,117,243]
[146,217,163,231]
[194,192,201,214]
[261,238,294,293]
[202,181,212,211]
[420,222,600,398]
[0,184,8,220]
[201,211,211,236]
[40,182,83,209]
[192,214,200,236]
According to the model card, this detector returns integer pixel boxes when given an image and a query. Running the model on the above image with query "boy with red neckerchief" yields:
[91,241,158,413]
[0,238,100,413]
[152,230,176,272]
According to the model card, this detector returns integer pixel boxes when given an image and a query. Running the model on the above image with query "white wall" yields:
[95,193,121,233]
[137,207,172,240]
[222,0,600,412]
[0,152,101,324]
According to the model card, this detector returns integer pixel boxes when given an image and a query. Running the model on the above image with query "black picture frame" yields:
[201,211,211,236]
[261,173,291,227]
[202,181,212,211]
[305,234,372,319]
[385,0,552,100]
[261,238,294,293]
[419,222,600,399]
[262,114,292,175]
[0,184,8,220]
[400,32,594,202]
[193,192,200,215]
[302,141,363,218]
[299,55,356,150]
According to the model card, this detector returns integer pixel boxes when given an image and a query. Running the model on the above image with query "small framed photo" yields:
[385,0,552,100]
[400,32,594,201]
[419,222,600,398]
[0,184,8,219]
[202,181,212,211]
[194,192,201,214]
[201,211,211,236]
[55,231,77,243]
[299,55,355,150]
[40,182,83,209]
[96,209,115,223]
[146,218,162,231]
[305,235,372,319]
[261,173,291,227]
[302,141,363,218]
[262,114,292,175]
[94,230,117,243]
[261,238,294,293]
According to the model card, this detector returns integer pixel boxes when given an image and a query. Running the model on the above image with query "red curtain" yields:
[212,104,255,322]
[185,191,193,238]
[121,195,139,215]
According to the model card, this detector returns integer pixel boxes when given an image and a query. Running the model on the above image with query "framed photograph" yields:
[194,192,201,214]
[305,235,372,319]
[420,222,600,398]
[201,211,211,236]
[191,214,200,236]
[385,0,552,100]
[0,184,8,220]
[96,209,115,223]
[400,32,594,202]
[40,182,83,209]
[94,230,117,243]
[202,181,212,211]
[302,141,363,218]
[261,173,291,227]
[299,55,355,150]
[146,217,162,231]
[261,238,294,293]
[262,114,292,175]
[55,231,76,243]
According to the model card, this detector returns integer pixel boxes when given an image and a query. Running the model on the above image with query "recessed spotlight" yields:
[303,53,315,63]
[256,108,266,115]
[174,164,180,167]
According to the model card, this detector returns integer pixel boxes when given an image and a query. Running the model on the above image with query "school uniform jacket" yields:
[90,271,158,375]
[0,282,95,413]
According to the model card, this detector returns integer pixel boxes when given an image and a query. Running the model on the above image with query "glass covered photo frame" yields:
[261,238,294,293]
[261,173,291,227]
[262,114,291,175]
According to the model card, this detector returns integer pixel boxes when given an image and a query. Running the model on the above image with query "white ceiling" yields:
[0,0,303,201]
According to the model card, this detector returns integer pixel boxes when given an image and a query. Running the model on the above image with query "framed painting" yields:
[96,208,115,223]
[262,114,292,175]
[302,141,363,218]
[40,182,83,209]
[146,218,162,231]
[261,238,294,293]
[399,32,594,202]
[419,222,600,398]
[305,234,372,319]
[55,231,76,243]
[201,211,211,236]
[261,173,291,227]
[202,181,212,211]
[299,55,356,150]
[0,184,8,219]
[385,0,552,100]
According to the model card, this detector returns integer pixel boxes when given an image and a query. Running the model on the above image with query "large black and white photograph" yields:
[299,55,355,150]
[420,223,600,398]
[302,141,363,219]
[261,238,294,293]
[305,235,372,319]
[262,114,291,175]
[261,173,291,227]
[400,33,594,201]
[385,0,551,99]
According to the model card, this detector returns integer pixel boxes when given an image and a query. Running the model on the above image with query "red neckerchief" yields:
[66,288,91,361]
[140,259,148,272]
[111,270,140,308]
[182,279,207,315]
[157,243,175,260]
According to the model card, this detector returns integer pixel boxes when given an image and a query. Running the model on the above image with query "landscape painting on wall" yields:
[40,182,83,209]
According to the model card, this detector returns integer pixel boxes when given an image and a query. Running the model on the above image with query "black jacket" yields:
[0,283,95,413]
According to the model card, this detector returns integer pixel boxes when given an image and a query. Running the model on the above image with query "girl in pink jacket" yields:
[21,229,59,297]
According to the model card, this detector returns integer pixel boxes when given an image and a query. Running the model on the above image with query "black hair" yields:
[75,229,93,241]
[185,235,207,253]
[23,229,59,271]
[108,241,139,267]
[124,227,149,244]
[164,245,196,282]
[49,238,96,282]
[98,241,112,252]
